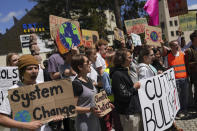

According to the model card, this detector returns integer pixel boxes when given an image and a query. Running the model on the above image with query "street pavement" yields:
[175,109,197,131]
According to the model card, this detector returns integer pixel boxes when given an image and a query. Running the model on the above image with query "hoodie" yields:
[110,66,141,115]
[137,63,156,80]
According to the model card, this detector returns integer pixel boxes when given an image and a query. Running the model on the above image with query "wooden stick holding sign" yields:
[145,26,162,47]
[95,90,112,116]
[8,79,77,124]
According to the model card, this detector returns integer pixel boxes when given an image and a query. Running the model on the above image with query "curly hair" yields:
[113,48,130,67]
[6,53,18,66]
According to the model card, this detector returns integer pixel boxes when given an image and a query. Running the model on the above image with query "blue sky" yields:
[0,0,197,34]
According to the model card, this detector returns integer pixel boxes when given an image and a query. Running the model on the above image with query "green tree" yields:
[29,0,112,39]
[122,0,146,20]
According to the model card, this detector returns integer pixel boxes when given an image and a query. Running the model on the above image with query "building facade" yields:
[159,0,196,44]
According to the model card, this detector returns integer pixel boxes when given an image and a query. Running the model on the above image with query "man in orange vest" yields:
[167,40,189,118]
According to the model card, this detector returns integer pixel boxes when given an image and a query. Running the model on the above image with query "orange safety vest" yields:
[168,51,187,79]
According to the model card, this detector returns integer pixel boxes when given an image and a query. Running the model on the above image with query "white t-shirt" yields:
[36,64,44,83]
[87,65,98,84]
[0,82,52,131]
[94,53,106,70]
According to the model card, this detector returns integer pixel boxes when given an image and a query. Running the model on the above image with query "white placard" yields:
[131,33,142,46]
[0,67,19,89]
[138,68,180,131]
[0,67,19,112]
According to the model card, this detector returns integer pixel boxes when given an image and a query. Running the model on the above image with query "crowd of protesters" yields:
[0,30,197,131]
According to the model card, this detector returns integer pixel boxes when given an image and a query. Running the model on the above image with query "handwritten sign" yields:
[114,28,125,42]
[0,67,19,89]
[138,68,180,131]
[49,15,80,40]
[0,67,19,117]
[145,26,162,47]
[8,79,77,123]
[124,18,147,34]
[82,29,99,48]
[56,22,81,54]
[95,90,112,116]
[179,11,197,31]
[131,33,142,46]
[167,0,188,17]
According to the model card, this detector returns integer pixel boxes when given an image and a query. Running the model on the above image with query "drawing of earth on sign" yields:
[150,31,158,42]
[56,22,81,54]
[14,110,31,122]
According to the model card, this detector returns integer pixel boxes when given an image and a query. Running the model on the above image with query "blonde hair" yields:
[6,53,18,66]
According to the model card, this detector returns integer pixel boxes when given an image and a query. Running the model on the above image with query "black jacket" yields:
[110,67,141,115]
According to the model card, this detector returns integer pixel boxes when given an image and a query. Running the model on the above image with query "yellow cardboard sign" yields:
[82,29,99,48]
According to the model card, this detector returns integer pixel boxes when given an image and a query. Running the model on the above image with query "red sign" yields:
[167,0,188,17]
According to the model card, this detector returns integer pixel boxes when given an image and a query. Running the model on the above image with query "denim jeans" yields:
[101,72,112,95]
[176,78,189,111]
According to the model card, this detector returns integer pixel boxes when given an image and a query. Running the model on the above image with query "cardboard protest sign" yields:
[49,15,80,40]
[50,15,81,54]
[131,33,142,46]
[56,22,81,54]
[82,29,99,48]
[167,0,188,17]
[138,68,180,131]
[8,79,77,123]
[95,90,112,116]
[0,67,19,90]
[145,26,162,47]
[114,28,125,42]
[124,18,147,34]
[179,11,197,31]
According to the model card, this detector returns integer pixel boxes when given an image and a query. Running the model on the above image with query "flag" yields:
[144,0,159,26]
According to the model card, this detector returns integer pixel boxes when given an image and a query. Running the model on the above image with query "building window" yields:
[169,21,173,26]
[111,15,115,21]
[174,20,178,26]
[176,31,179,36]
[171,31,174,36]
[160,22,165,29]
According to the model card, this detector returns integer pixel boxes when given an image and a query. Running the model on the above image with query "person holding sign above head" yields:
[110,49,142,131]
[6,53,19,66]
[71,54,103,131]
[0,54,64,131]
